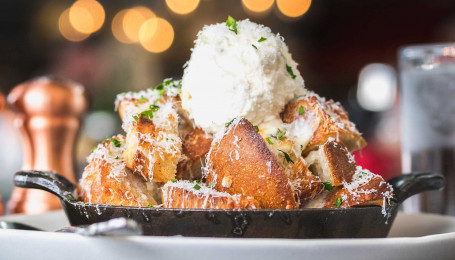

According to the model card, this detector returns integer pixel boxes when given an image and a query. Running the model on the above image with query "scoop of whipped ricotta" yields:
[181,19,306,134]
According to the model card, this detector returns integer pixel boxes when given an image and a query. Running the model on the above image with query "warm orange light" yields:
[69,0,105,34]
[112,10,132,44]
[242,0,274,13]
[139,18,174,53]
[276,0,311,18]
[165,0,200,15]
[59,8,90,42]
[122,7,156,43]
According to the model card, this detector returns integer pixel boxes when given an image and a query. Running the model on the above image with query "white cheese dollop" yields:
[181,19,306,134]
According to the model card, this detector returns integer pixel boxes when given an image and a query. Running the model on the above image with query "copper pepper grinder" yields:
[7,76,89,214]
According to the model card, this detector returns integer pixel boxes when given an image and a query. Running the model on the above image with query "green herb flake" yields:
[226,16,238,34]
[163,79,172,85]
[254,125,259,132]
[225,118,235,128]
[193,183,201,190]
[66,195,76,201]
[286,64,297,79]
[138,96,148,102]
[321,181,333,191]
[265,137,274,145]
[275,129,286,140]
[171,179,177,183]
[107,137,121,147]
[135,105,160,121]
[298,106,305,115]
[333,197,342,208]
[91,145,98,153]
[115,156,119,159]
[278,149,294,164]
[252,44,258,49]
[258,37,267,42]
[207,182,214,188]
[146,203,154,208]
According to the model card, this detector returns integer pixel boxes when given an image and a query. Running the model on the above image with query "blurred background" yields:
[1,0,455,204]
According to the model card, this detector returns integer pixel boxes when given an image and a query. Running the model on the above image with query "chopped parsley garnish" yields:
[254,125,259,132]
[66,194,76,201]
[321,181,333,191]
[226,16,238,34]
[298,106,305,115]
[133,104,160,121]
[138,96,148,102]
[207,182,214,188]
[193,183,201,190]
[91,145,98,153]
[333,197,342,208]
[225,118,235,128]
[146,203,154,207]
[274,129,286,140]
[286,64,297,79]
[107,137,121,147]
[258,37,267,42]
[115,156,119,159]
[171,179,177,183]
[278,149,294,164]
[195,179,201,184]
[252,44,258,49]
[265,137,274,145]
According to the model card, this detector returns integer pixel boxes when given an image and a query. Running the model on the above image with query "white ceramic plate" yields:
[1,210,455,260]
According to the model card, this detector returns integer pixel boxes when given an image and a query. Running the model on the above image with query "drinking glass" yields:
[399,43,455,215]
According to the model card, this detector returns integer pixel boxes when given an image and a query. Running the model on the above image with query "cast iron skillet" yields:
[14,171,444,238]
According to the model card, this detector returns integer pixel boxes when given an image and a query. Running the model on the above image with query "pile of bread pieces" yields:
[77,79,393,210]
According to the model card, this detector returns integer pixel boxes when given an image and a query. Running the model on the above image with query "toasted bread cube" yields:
[205,118,297,209]
[176,128,212,180]
[304,139,357,187]
[304,168,393,208]
[117,93,182,183]
[289,158,324,205]
[281,94,366,154]
[123,114,181,183]
[161,180,258,209]
[78,136,160,207]
[324,169,393,208]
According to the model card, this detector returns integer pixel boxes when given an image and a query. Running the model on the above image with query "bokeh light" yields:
[165,0,200,15]
[139,18,174,53]
[69,0,105,34]
[122,7,156,43]
[242,0,274,13]
[357,63,397,112]
[59,8,90,42]
[276,0,311,18]
[112,10,133,44]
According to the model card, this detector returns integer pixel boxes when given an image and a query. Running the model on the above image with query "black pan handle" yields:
[14,170,77,202]
[388,172,445,203]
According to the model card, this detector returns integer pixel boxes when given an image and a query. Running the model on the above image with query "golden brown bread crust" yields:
[161,182,258,209]
[281,95,366,154]
[324,174,393,208]
[305,139,357,186]
[78,136,159,207]
[205,118,297,209]
[290,158,323,205]
[175,128,212,180]
[123,115,181,183]
[183,128,212,160]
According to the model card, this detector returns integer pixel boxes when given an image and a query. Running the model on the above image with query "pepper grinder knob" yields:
[7,76,90,214]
